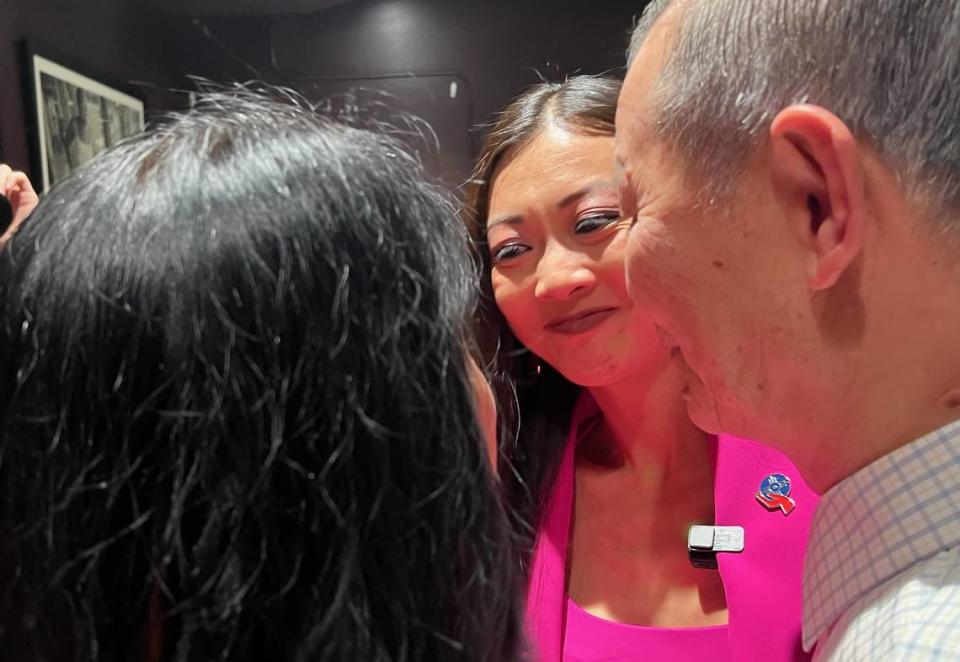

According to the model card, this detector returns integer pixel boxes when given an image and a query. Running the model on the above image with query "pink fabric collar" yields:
[525,395,817,661]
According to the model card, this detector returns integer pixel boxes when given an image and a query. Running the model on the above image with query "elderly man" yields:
[617,0,960,658]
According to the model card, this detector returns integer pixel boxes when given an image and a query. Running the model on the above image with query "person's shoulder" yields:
[817,547,960,661]
[714,433,818,505]
[716,433,794,466]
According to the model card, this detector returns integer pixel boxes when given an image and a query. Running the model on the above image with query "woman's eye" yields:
[491,243,531,263]
[574,212,620,234]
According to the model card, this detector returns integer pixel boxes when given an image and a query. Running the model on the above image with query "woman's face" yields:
[486,125,664,387]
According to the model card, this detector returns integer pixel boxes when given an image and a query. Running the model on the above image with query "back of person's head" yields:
[464,75,620,550]
[0,89,523,662]
[631,0,960,227]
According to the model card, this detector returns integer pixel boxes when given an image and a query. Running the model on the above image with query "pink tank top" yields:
[527,394,817,662]
[563,599,732,662]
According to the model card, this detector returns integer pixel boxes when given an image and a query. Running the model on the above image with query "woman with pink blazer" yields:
[467,76,816,661]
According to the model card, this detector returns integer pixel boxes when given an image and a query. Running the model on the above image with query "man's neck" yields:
[804,285,960,493]
[811,387,960,494]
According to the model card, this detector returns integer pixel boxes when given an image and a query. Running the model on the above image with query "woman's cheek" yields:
[493,286,540,346]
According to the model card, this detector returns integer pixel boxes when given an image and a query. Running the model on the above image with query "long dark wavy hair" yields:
[465,76,621,558]
[0,89,524,662]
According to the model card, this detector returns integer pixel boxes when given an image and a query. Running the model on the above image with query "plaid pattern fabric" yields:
[802,419,960,659]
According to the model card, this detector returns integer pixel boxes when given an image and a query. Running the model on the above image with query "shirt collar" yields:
[802,418,960,651]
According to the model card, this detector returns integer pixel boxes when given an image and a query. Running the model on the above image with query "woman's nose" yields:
[533,243,597,301]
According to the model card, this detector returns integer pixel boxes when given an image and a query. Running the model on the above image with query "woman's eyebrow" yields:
[486,214,523,233]
[557,179,618,209]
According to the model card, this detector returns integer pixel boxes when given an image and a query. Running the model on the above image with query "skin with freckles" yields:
[617,5,960,493]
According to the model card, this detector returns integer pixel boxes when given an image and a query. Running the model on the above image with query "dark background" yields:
[0,0,646,193]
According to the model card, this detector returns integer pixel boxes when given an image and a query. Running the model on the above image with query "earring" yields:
[518,353,542,386]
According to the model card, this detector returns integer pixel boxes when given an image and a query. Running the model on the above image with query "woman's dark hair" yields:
[465,76,621,557]
[0,89,523,662]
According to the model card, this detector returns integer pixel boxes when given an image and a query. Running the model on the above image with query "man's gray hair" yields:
[628,0,960,226]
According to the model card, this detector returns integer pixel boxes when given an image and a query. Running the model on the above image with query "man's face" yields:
[614,18,821,446]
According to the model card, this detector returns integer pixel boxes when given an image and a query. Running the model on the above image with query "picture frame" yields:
[26,51,145,192]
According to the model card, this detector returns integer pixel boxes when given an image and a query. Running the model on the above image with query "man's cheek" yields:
[624,232,674,303]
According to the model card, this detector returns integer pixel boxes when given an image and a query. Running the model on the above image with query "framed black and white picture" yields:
[28,53,145,191]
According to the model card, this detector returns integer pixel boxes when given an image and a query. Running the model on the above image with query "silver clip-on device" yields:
[687,525,745,569]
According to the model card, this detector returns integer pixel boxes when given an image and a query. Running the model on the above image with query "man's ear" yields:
[768,104,867,290]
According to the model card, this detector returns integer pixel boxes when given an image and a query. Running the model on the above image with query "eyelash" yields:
[491,243,530,263]
[490,211,620,264]
[574,211,620,234]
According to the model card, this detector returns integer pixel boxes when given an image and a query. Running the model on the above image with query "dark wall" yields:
[266,0,646,189]
[1,0,646,191]
[0,0,265,178]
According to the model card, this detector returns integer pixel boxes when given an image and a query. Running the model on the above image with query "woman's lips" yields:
[545,307,618,335]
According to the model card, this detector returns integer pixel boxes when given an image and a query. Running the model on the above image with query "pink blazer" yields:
[526,396,817,661]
